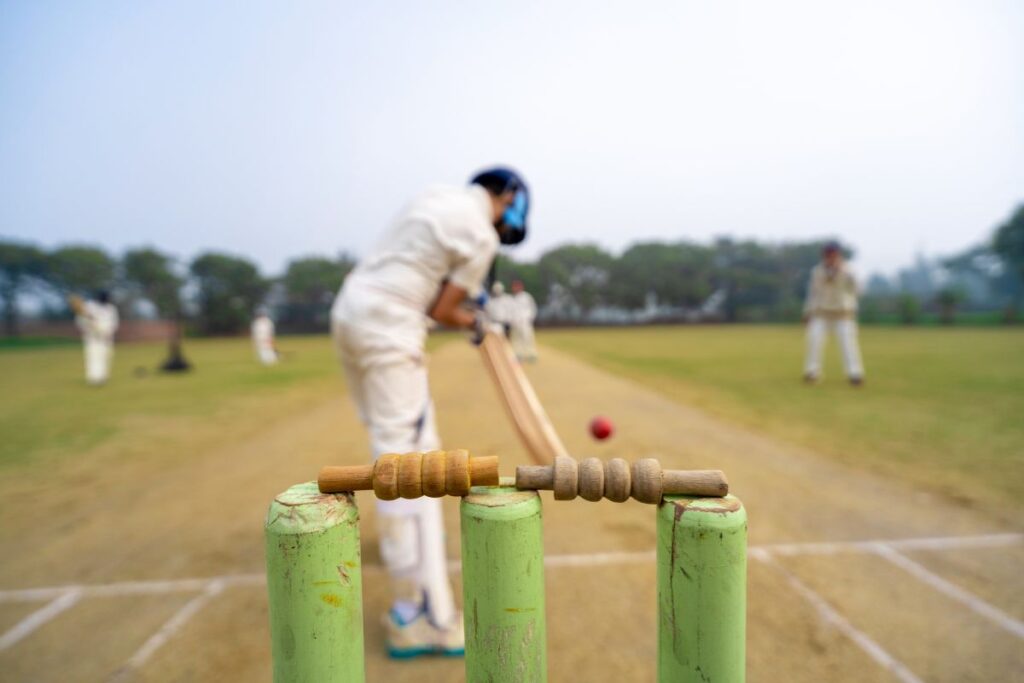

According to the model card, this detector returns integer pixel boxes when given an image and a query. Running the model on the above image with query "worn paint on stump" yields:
[461,486,547,683]
[265,482,364,682]
[657,495,747,683]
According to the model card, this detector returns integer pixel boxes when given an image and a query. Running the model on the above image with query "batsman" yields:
[330,167,530,657]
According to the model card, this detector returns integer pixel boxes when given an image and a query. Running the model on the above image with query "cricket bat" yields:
[67,294,86,316]
[479,331,568,465]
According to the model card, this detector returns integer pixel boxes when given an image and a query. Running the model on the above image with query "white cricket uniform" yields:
[76,301,119,385]
[251,316,277,365]
[510,290,538,361]
[330,184,498,627]
[803,263,864,379]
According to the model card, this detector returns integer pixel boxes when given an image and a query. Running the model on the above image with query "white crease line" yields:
[545,549,656,568]
[0,589,82,651]
[886,533,1024,552]
[751,549,924,683]
[871,543,1024,640]
[764,532,1023,557]
[108,579,227,682]
[0,574,264,604]
[446,549,656,573]
[1,532,1021,603]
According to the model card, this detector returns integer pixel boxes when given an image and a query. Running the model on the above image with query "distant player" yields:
[803,241,864,386]
[70,290,119,385]
[485,281,513,336]
[251,309,278,366]
[509,279,538,362]
[330,167,529,657]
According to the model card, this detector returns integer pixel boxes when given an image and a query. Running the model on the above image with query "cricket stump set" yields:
[264,334,747,682]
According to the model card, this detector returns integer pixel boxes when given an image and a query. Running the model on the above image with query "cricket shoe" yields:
[385,607,465,659]
[802,373,820,385]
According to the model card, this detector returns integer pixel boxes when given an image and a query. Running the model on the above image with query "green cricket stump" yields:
[657,495,747,683]
[265,482,365,682]
[461,486,547,683]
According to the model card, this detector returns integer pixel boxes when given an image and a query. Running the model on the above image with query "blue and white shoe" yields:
[385,606,465,659]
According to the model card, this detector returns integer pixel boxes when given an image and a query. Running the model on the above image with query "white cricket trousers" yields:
[255,344,278,366]
[84,340,113,385]
[331,319,455,627]
[804,316,864,379]
[510,321,537,360]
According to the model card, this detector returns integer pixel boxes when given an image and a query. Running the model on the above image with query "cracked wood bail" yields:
[318,450,500,498]
[515,455,728,503]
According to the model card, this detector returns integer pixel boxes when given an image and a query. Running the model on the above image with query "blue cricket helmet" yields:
[470,167,529,245]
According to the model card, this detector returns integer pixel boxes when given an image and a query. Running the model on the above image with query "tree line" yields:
[2,203,1021,336]
[0,244,354,336]
[497,203,1023,324]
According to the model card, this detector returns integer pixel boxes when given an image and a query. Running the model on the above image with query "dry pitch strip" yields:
[265,452,746,682]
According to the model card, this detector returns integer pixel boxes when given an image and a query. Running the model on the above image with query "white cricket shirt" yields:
[76,301,119,344]
[332,184,499,353]
[251,316,275,347]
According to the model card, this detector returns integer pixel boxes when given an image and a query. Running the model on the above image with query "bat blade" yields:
[479,332,568,465]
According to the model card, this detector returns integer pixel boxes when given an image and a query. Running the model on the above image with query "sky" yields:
[1,1,1022,277]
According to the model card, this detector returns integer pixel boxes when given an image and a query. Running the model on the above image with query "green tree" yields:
[537,244,614,315]
[46,245,116,295]
[897,293,921,325]
[493,255,543,305]
[609,241,713,309]
[122,247,183,318]
[279,254,355,330]
[934,287,964,325]
[993,204,1024,292]
[189,252,268,335]
[0,240,46,336]
[711,239,780,322]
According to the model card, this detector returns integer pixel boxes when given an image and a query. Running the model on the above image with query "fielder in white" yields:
[330,168,530,657]
[71,291,119,385]
[484,281,514,336]
[509,279,538,362]
[803,241,864,386]
[251,310,278,366]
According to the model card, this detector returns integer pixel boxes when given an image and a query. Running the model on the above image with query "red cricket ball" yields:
[589,416,614,440]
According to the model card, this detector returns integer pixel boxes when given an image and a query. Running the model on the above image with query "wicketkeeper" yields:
[803,241,864,385]
[509,279,538,362]
[330,167,529,657]
[485,281,514,336]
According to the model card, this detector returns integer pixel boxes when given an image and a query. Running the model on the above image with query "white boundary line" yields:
[0,589,82,651]
[871,543,1024,640]
[750,549,924,683]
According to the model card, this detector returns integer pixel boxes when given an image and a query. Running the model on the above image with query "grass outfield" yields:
[542,325,1024,517]
[0,337,343,470]
[0,334,456,471]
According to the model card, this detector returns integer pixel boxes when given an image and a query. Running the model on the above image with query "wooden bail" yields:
[317,451,500,497]
[514,456,729,503]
